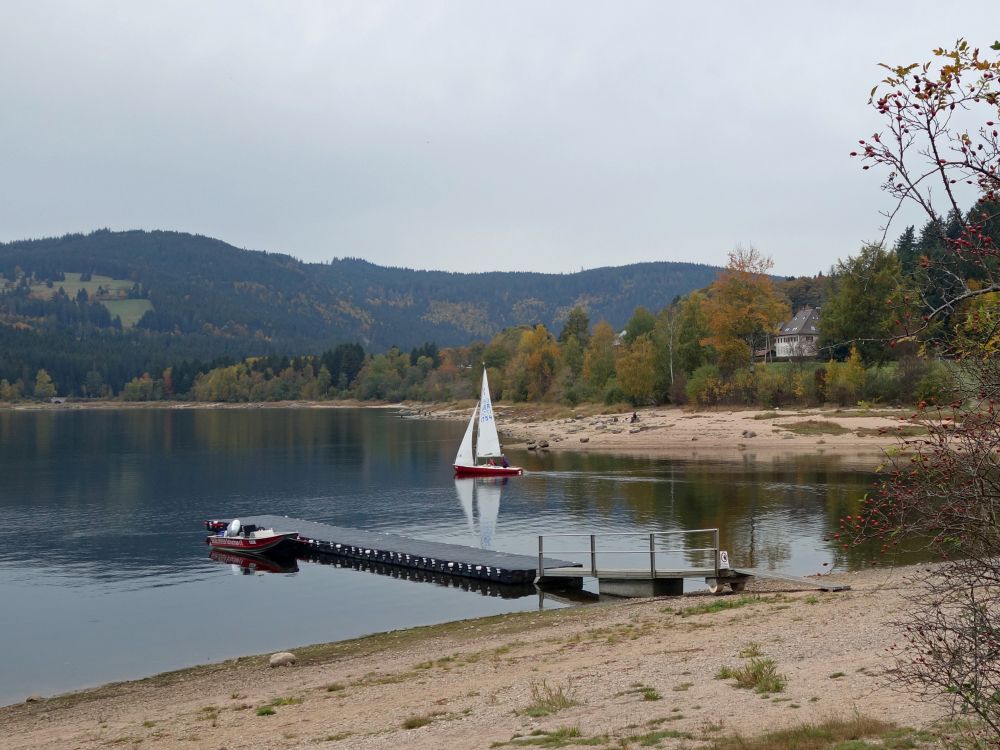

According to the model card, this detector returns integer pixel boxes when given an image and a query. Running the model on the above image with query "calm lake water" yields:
[0,407,882,706]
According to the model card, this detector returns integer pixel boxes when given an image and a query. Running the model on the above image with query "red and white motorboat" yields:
[205,519,298,556]
[453,368,523,477]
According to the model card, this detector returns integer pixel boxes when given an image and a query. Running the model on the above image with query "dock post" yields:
[537,535,544,580]
[649,533,656,578]
[590,534,597,577]
[714,528,720,580]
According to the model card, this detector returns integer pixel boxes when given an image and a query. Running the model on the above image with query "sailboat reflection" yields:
[454,477,505,549]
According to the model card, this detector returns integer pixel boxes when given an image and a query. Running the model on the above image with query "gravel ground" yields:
[1,565,945,750]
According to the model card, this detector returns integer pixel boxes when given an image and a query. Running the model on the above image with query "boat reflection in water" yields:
[208,548,299,575]
[454,477,504,550]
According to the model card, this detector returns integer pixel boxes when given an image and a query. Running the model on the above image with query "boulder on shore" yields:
[269,651,297,668]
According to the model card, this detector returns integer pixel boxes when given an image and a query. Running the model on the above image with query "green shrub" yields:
[686,364,723,406]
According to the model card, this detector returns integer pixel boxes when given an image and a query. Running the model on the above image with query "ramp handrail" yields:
[537,529,720,580]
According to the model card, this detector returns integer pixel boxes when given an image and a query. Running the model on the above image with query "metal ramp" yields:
[731,567,851,592]
[534,530,851,597]
[535,529,750,596]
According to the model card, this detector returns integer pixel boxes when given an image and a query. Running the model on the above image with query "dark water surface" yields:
[0,408,880,706]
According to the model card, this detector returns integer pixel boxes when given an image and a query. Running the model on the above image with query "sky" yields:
[2,1,999,277]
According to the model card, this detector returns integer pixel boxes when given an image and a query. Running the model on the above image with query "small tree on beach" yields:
[848,39,1000,744]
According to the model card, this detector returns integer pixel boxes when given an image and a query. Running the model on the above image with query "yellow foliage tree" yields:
[616,335,656,405]
[582,321,617,390]
[703,245,790,373]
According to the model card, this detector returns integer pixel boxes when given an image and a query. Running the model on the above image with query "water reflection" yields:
[208,549,299,575]
[454,477,505,549]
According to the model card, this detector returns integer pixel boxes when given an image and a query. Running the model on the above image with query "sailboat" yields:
[453,368,523,477]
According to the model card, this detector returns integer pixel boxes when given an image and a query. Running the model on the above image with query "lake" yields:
[0,407,881,706]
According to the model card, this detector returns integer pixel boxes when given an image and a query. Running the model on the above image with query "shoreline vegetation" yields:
[1,564,948,749]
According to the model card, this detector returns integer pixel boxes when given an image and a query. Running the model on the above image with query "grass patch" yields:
[325,682,345,692]
[672,594,764,618]
[672,682,694,692]
[855,425,928,438]
[269,696,303,706]
[829,672,846,679]
[102,298,153,328]
[256,706,275,716]
[632,728,693,744]
[619,684,662,701]
[493,727,606,748]
[403,714,432,729]
[141,720,156,728]
[778,419,852,436]
[716,654,787,694]
[703,715,919,750]
[519,680,578,717]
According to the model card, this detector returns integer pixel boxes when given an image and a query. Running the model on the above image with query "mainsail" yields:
[475,369,502,459]
[454,402,478,468]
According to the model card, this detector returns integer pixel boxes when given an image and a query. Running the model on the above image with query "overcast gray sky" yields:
[2,1,998,276]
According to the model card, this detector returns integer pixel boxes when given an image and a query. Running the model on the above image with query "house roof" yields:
[779,307,820,335]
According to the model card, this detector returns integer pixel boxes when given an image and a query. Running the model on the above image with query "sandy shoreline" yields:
[4,398,910,462]
[420,402,911,463]
[1,565,943,749]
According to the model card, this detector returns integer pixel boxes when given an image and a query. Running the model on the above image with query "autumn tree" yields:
[674,292,712,375]
[33,369,56,400]
[703,245,789,374]
[582,321,617,391]
[849,39,1000,744]
[615,335,657,405]
[623,306,656,345]
[558,306,590,346]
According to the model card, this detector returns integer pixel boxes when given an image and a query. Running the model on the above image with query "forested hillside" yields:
[0,229,719,395]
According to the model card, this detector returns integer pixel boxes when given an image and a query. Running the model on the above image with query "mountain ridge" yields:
[0,229,723,395]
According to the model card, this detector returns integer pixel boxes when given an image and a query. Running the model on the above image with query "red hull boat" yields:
[453,464,523,477]
[205,519,298,556]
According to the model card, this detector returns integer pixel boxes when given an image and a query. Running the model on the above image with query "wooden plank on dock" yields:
[242,514,579,585]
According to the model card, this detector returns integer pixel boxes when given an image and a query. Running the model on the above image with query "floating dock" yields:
[241,514,579,585]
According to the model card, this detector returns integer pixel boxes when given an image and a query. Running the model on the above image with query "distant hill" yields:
[0,229,721,393]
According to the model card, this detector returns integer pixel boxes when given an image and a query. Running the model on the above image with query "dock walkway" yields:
[242,514,578,585]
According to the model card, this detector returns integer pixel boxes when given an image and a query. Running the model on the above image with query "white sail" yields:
[475,369,502,459]
[476,479,501,549]
[454,478,476,533]
[454,402,478,467]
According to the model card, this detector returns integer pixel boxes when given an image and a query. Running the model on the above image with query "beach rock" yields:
[579,436,589,443]
[629,428,640,434]
[24,694,43,703]
[741,430,757,438]
[538,441,549,449]
[269,651,297,668]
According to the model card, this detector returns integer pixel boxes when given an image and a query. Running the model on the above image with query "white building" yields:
[775,307,820,359]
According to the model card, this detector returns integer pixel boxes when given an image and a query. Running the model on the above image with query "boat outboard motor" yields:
[226,519,242,538]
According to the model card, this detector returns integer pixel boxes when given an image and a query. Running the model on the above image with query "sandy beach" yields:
[417,403,913,463]
[1,565,943,749]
